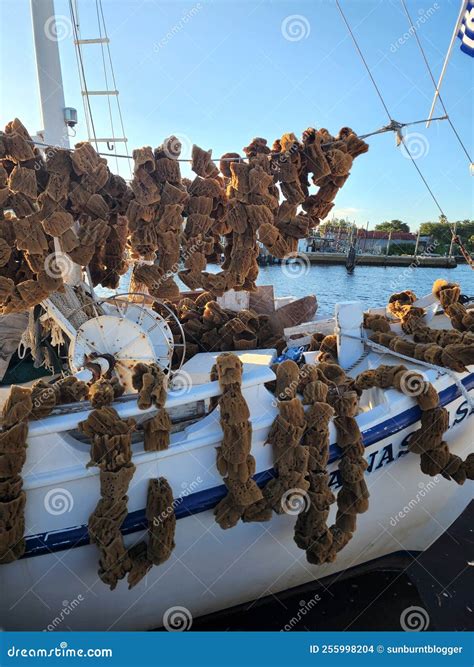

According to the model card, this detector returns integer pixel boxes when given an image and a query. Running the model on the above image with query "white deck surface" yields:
[176,349,277,385]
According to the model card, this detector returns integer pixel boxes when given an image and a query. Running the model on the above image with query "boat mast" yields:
[448,221,457,259]
[30,0,83,286]
[30,0,70,148]
[414,229,421,257]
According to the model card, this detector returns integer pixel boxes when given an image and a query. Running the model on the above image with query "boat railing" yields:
[27,366,276,438]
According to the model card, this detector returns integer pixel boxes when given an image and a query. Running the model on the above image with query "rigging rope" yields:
[366,337,474,410]
[69,0,99,151]
[400,0,473,166]
[335,0,392,122]
[341,332,474,410]
[335,0,473,269]
[26,114,448,161]
[95,0,119,174]
[68,0,132,178]
[97,0,133,177]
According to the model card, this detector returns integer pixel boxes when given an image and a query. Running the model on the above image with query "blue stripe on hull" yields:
[21,373,474,559]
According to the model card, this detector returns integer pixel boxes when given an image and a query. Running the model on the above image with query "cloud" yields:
[331,207,362,219]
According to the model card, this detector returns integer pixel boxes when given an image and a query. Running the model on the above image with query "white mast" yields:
[30,0,70,148]
[30,0,83,286]
[414,229,421,257]
[426,0,469,128]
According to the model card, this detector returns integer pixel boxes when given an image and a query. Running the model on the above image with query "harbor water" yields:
[255,263,474,316]
[110,263,473,316]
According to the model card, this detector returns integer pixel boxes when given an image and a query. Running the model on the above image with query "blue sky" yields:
[0,0,472,230]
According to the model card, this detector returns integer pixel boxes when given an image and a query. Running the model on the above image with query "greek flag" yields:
[458,0,474,56]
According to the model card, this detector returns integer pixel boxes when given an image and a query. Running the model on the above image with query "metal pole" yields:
[448,222,457,258]
[31,0,83,286]
[426,0,469,128]
[414,229,420,257]
[30,0,69,147]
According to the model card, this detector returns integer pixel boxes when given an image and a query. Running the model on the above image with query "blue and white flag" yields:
[458,0,474,56]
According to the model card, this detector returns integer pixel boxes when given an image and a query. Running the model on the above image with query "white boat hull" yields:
[0,367,472,631]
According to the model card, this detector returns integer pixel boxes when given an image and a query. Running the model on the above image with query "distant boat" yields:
[345,244,357,273]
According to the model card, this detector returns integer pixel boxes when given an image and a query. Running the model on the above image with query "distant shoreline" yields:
[258,252,462,269]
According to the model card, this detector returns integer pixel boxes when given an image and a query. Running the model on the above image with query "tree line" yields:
[318,219,474,254]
